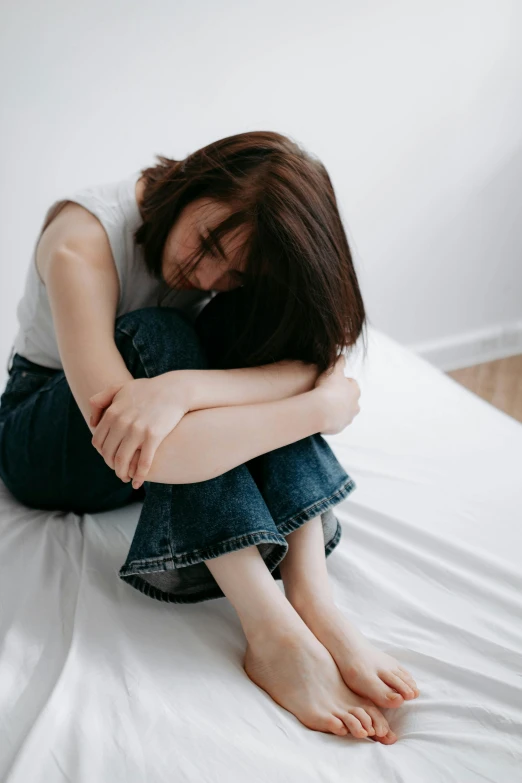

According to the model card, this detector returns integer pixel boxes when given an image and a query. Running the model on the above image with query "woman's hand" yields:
[89,372,192,489]
[313,354,361,435]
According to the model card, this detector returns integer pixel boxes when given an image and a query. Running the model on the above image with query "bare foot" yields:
[294,600,420,710]
[243,619,397,743]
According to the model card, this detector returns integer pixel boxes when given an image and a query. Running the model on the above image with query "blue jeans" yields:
[0,289,356,604]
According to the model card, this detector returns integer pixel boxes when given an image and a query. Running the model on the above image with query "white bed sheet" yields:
[1,325,521,783]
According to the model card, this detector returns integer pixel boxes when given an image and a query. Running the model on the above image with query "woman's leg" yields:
[204,542,396,742]
[192,290,400,741]
[278,515,420,710]
[195,290,416,722]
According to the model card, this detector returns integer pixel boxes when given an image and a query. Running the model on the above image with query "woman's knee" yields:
[114,306,209,376]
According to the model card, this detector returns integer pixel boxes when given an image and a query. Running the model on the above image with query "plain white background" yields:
[1,0,521,385]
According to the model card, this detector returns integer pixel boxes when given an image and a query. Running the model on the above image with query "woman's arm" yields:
[42,206,135,429]
[144,387,327,485]
[171,360,320,411]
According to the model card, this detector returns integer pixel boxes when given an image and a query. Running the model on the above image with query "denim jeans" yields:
[0,288,356,604]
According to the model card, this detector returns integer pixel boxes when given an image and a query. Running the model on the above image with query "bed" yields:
[1,325,521,783]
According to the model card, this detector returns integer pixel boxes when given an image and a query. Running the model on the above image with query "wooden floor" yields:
[446,354,522,424]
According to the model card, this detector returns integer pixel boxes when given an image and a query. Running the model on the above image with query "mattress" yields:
[1,325,521,783]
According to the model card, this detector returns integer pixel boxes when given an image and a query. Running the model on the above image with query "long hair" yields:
[134,131,368,374]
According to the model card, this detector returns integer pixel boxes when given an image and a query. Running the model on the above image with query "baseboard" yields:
[406,320,522,372]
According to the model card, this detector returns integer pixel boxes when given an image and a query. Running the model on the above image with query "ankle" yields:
[240,598,306,647]
[285,589,336,618]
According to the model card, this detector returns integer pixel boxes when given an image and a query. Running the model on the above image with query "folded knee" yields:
[114,306,208,373]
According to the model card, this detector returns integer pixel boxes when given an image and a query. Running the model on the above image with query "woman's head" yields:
[158,196,250,293]
[135,130,368,374]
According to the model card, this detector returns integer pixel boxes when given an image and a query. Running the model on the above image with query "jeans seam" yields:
[120,528,287,571]
[119,533,290,605]
[276,477,356,535]
[119,574,231,604]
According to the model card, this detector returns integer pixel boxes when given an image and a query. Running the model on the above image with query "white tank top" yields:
[9,169,216,370]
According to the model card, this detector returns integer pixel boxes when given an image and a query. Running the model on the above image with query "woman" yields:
[0,131,418,742]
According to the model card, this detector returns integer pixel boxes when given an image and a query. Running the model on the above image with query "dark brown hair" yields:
[134,130,368,374]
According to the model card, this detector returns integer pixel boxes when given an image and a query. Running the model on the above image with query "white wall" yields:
[1,0,521,385]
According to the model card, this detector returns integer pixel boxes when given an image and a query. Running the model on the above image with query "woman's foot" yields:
[292,598,420,710]
[243,618,397,743]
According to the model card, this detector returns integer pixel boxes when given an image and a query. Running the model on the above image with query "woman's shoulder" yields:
[36,200,115,285]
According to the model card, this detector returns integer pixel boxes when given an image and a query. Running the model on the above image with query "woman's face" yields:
[162,198,248,292]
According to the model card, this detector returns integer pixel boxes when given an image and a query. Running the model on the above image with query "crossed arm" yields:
[170,359,320,410]
[143,360,326,484]
[87,360,327,485]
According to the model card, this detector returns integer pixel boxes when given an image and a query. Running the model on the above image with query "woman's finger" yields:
[128,450,141,482]
[113,428,144,482]
[89,402,107,429]
[132,433,163,487]
[89,385,123,428]
[91,411,113,456]
[98,410,129,469]
[89,385,121,411]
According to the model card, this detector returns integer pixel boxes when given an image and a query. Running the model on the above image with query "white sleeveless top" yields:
[9,169,216,370]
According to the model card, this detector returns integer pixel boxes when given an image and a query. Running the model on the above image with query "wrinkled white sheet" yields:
[1,326,521,783]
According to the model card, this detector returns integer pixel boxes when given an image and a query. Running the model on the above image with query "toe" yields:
[352,707,376,736]
[397,667,420,696]
[343,664,404,708]
[365,705,390,737]
[325,715,348,736]
[371,729,398,745]
[341,712,368,739]
[369,678,405,708]
[379,671,415,700]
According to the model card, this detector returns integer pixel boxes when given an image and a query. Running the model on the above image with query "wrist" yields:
[164,369,197,413]
[272,359,320,396]
[291,360,320,394]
